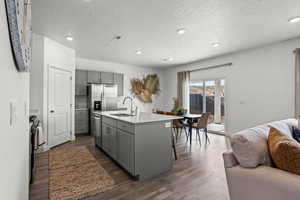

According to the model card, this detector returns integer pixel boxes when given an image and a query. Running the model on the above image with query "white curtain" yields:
[177,71,190,112]
[295,48,300,115]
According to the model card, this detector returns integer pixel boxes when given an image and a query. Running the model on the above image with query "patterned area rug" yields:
[49,146,115,200]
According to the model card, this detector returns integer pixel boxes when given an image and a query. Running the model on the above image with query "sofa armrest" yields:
[226,165,300,200]
[223,151,238,168]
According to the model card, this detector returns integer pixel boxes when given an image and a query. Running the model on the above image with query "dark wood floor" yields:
[30,131,231,200]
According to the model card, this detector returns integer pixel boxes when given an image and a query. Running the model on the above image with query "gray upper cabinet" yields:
[75,70,87,96]
[101,72,114,84]
[83,70,124,96]
[114,73,124,96]
[76,85,87,96]
[75,70,87,84]
[87,71,101,83]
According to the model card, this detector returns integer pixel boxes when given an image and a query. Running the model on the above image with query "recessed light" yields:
[83,0,92,2]
[163,57,173,62]
[177,28,186,35]
[212,42,220,47]
[136,50,142,55]
[288,16,300,23]
[65,35,74,41]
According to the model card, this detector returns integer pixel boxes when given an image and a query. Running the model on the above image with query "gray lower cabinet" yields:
[101,72,114,84]
[101,116,134,174]
[94,114,102,147]
[102,123,110,153]
[91,113,95,136]
[114,73,124,96]
[110,128,117,160]
[102,122,117,160]
[100,115,172,181]
[75,110,89,135]
[87,71,101,83]
[117,129,134,173]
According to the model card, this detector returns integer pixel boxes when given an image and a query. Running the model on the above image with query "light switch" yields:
[9,101,17,127]
[24,101,28,116]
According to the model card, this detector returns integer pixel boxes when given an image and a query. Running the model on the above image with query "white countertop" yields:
[75,107,127,111]
[97,111,183,124]
[75,108,88,111]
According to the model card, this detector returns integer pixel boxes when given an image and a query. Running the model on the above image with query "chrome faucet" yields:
[123,96,136,116]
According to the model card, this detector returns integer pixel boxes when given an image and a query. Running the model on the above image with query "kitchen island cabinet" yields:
[95,111,182,181]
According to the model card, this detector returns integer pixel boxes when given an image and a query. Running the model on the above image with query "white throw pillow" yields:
[230,119,296,168]
[268,120,293,136]
[230,126,272,168]
[280,118,298,130]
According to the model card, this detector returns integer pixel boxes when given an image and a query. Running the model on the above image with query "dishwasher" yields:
[94,113,102,147]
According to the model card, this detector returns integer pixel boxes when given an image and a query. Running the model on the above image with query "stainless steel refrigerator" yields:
[88,84,118,135]
[88,84,118,111]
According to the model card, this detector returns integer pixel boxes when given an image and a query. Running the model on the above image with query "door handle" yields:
[50,110,55,113]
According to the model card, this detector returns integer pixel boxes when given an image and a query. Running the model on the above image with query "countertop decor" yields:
[131,74,160,103]
[171,97,187,115]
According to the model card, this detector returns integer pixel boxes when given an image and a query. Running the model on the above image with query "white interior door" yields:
[48,67,72,147]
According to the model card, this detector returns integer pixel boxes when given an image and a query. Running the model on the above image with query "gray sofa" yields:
[223,118,300,200]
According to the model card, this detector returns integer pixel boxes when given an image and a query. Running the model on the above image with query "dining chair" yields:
[192,112,211,145]
[190,110,202,123]
[172,119,189,142]
[157,111,179,159]
[171,131,177,160]
[165,112,189,142]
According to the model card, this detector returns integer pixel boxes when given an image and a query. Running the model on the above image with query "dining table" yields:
[182,113,202,146]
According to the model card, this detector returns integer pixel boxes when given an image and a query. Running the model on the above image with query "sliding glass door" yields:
[190,81,204,114]
[190,79,225,135]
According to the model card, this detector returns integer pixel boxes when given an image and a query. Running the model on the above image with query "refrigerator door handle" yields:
[101,92,105,111]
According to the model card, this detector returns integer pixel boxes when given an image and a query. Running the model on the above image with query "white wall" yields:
[0,1,30,200]
[163,38,300,135]
[30,34,44,118]
[76,58,165,112]
[30,34,76,149]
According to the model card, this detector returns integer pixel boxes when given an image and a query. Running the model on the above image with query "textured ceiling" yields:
[32,0,300,67]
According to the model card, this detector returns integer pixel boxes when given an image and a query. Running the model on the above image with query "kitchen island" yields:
[93,111,182,181]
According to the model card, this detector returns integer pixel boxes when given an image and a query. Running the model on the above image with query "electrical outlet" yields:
[165,122,171,128]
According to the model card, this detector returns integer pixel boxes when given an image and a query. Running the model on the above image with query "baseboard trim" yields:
[37,144,50,153]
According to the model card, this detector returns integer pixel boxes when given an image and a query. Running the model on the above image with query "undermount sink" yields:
[110,113,135,117]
